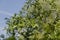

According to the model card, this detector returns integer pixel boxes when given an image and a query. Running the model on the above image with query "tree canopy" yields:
[5,0,60,40]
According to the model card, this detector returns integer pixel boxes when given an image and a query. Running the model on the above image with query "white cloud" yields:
[0,27,6,34]
[0,10,13,16]
[0,11,13,35]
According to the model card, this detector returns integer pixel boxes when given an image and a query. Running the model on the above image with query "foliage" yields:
[5,0,60,40]
[6,36,16,40]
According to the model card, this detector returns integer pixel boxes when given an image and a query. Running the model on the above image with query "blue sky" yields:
[0,0,25,35]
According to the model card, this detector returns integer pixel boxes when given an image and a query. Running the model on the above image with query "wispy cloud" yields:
[0,10,13,16]
[0,27,6,34]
